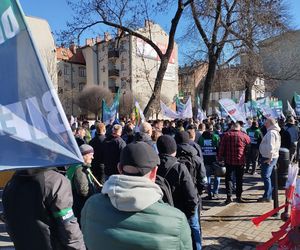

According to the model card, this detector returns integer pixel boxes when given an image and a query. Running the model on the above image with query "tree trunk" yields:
[201,57,217,112]
[143,58,169,119]
[245,82,252,102]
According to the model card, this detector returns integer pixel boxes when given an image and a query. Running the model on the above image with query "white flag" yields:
[287,100,296,117]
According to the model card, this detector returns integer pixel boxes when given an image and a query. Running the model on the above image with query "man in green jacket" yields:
[81,142,192,250]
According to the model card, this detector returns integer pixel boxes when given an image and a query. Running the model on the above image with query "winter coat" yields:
[81,175,192,250]
[2,169,85,250]
[198,131,220,165]
[285,123,299,143]
[89,134,106,183]
[259,124,281,159]
[158,154,198,218]
[103,135,126,176]
[135,132,158,153]
[246,126,263,148]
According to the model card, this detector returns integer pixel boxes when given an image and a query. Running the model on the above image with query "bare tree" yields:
[76,85,113,119]
[188,0,289,110]
[60,0,192,119]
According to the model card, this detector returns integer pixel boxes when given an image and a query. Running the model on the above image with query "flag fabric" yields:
[161,96,193,120]
[133,99,145,126]
[181,96,193,119]
[0,0,83,170]
[218,98,246,123]
[287,100,296,117]
[175,96,185,113]
[270,100,284,118]
[196,95,206,121]
[238,90,246,109]
[102,91,120,125]
[214,107,221,118]
[294,92,300,116]
[160,101,182,119]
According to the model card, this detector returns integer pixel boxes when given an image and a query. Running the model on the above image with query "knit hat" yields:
[174,131,190,144]
[157,135,177,155]
[79,144,94,156]
[120,142,160,176]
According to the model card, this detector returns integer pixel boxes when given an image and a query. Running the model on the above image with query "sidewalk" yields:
[201,173,286,250]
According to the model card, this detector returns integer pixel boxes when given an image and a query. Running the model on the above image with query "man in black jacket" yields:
[3,168,85,250]
[157,135,201,250]
[89,122,106,184]
[103,124,126,177]
[135,122,158,153]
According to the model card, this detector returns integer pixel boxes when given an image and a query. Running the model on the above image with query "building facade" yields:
[56,45,87,117]
[82,21,179,115]
[260,30,300,108]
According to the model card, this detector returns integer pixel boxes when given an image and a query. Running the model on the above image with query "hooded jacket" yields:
[81,175,192,250]
[259,124,281,159]
[3,169,85,250]
[158,154,198,218]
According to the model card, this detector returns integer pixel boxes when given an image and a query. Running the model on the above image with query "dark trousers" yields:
[225,164,244,198]
[246,146,259,173]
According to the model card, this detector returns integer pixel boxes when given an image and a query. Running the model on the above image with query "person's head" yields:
[265,118,277,129]
[82,120,90,130]
[246,117,253,126]
[118,142,160,182]
[252,121,259,128]
[157,135,177,156]
[198,123,206,132]
[232,122,241,131]
[139,122,153,136]
[96,123,106,135]
[123,122,134,135]
[187,126,196,141]
[174,131,190,144]
[71,124,77,135]
[286,116,295,125]
[206,124,214,132]
[80,144,94,165]
[151,129,162,142]
[215,124,221,132]
[76,126,86,138]
[112,124,123,137]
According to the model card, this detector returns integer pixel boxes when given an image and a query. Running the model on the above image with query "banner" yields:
[270,100,284,118]
[259,104,278,119]
[219,98,246,123]
[0,0,83,170]
[161,96,193,119]
[175,96,185,113]
[287,100,296,117]
[238,90,246,109]
[133,99,145,126]
[102,92,120,125]
[294,92,300,116]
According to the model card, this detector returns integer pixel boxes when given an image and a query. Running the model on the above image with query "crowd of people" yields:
[2,114,300,250]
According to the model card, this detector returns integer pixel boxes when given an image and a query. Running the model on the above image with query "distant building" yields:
[259,30,300,107]
[179,64,265,114]
[26,16,57,90]
[56,45,86,117]
[82,21,179,116]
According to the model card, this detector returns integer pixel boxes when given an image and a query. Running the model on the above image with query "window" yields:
[64,65,70,75]
[79,82,85,92]
[79,67,86,77]
[102,66,106,72]
[121,63,126,71]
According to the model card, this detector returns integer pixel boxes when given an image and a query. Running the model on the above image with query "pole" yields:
[86,168,103,189]
[272,163,279,217]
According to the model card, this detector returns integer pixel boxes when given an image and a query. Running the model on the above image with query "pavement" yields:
[0,171,290,250]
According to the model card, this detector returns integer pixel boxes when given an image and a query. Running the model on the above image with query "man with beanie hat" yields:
[157,135,200,250]
[81,142,192,250]
[67,144,97,222]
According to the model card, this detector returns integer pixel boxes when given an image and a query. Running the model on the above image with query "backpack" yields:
[177,149,197,184]
[155,175,174,206]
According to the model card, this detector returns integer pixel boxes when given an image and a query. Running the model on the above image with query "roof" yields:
[56,47,86,65]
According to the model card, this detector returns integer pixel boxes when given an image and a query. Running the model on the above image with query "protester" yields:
[3,168,85,250]
[103,124,126,178]
[175,131,205,250]
[75,126,86,147]
[135,122,158,152]
[187,125,204,158]
[258,118,281,202]
[195,123,206,143]
[82,120,92,143]
[121,122,135,144]
[218,122,251,204]
[67,144,97,223]
[89,122,106,184]
[81,142,192,250]
[199,124,221,200]
[157,135,200,249]
[246,121,263,175]
[284,116,299,161]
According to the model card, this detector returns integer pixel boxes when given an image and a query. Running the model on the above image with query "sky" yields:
[20,0,300,64]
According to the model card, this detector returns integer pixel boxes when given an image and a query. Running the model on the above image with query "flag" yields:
[160,101,182,119]
[218,98,246,123]
[294,92,300,116]
[133,99,145,126]
[214,107,221,118]
[0,0,83,170]
[102,91,120,125]
[238,90,246,109]
[161,96,193,119]
[175,96,186,113]
[287,100,296,117]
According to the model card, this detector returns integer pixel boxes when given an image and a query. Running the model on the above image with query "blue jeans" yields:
[207,175,220,195]
[260,157,278,200]
[188,205,202,250]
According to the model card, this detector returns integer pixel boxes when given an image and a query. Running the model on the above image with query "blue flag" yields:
[102,91,120,125]
[0,0,83,170]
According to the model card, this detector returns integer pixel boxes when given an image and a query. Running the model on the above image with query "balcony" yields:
[108,69,120,78]
[108,49,119,59]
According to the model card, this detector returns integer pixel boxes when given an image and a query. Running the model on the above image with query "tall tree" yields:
[61,0,192,119]
[190,0,288,111]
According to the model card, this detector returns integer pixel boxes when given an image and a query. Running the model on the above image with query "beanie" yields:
[79,144,94,156]
[174,131,189,144]
[157,135,177,155]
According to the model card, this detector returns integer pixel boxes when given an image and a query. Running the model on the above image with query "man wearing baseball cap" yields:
[81,141,192,250]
